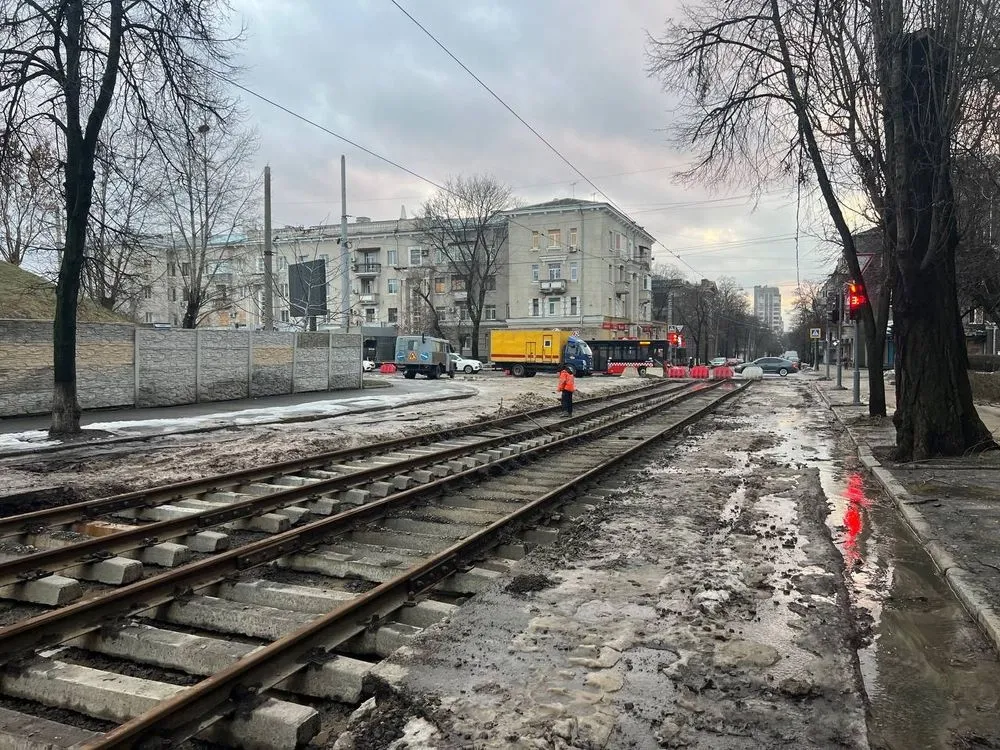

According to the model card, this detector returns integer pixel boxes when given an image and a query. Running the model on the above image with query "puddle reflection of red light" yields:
[843,473,871,568]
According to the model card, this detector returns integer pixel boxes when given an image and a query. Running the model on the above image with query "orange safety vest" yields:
[557,370,575,392]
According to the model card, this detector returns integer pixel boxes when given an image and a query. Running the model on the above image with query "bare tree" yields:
[416,175,513,359]
[648,0,997,458]
[0,0,240,433]
[154,101,259,329]
[0,136,58,265]
[82,117,163,315]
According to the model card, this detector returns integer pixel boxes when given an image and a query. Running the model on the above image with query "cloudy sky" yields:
[231,0,840,312]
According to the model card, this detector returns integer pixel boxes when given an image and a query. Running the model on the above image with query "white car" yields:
[449,353,482,374]
[362,360,376,372]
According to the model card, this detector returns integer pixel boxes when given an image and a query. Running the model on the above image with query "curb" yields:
[814,384,1000,658]
[0,389,476,461]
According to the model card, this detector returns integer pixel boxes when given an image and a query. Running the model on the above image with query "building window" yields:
[531,231,541,249]
[531,298,539,317]
[280,283,288,298]
[388,307,398,324]
[451,276,466,291]
[548,297,559,316]
[360,279,375,295]
[387,278,399,294]
[169,287,177,302]
[167,263,176,277]
[485,275,496,291]
[485,304,496,321]
[365,307,376,323]
[277,257,287,271]
[570,296,578,315]
[409,247,422,266]
[436,249,447,264]
[548,229,561,248]
[144,312,153,324]
[387,249,398,266]
[547,263,561,280]
[644,274,651,291]
[182,262,191,277]
[570,261,578,281]
[434,276,446,294]
[142,285,152,299]
[436,306,448,321]
[531,264,539,282]
[458,305,467,321]
[569,228,578,248]
[281,309,290,323]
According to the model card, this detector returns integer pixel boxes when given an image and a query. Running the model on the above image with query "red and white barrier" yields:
[710,366,734,379]
[667,366,688,378]
[690,365,710,379]
[379,363,397,374]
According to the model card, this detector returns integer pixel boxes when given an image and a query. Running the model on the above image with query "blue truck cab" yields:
[564,336,593,375]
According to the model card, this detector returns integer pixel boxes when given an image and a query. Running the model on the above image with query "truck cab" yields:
[563,336,593,375]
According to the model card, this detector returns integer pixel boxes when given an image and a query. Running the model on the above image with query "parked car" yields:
[362,360,376,372]
[709,357,727,367]
[725,357,743,366]
[735,357,799,376]
[782,351,801,365]
[449,352,483,374]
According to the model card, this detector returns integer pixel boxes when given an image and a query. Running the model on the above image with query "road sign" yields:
[810,327,822,339]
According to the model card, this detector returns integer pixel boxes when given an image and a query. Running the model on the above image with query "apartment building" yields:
[137,198,662,346]
[753,285,784,334]
[504,199,659,339]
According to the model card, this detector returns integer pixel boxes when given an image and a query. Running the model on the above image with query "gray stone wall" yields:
[136,329,197,407]
[0,321,362,417]
[294,333,330,393]
[250,332,293,398]
[200,330,250,402]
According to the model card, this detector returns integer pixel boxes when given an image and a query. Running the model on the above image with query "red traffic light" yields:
[847,281,866,318]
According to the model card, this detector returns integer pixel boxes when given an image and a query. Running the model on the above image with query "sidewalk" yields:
[815,372,1000,655]
[0,378,474,457]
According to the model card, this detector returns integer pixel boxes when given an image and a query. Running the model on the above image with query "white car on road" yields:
[362,360,376,372]
[449,353,483,374]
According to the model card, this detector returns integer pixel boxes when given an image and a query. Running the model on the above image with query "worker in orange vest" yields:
[556,364,576,417]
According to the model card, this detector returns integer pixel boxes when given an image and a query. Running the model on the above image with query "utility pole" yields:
[263,166,274,331]
[340,155,350,332]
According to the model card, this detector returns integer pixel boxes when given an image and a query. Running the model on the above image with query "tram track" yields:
[0,378,747,749]
[0,381,678,601]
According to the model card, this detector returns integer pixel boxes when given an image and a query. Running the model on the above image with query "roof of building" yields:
[508,198,654,244]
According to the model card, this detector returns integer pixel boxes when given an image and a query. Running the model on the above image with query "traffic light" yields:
[826,291,840,324]
[846,281,866,319]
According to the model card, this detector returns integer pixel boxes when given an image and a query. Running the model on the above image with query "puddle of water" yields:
[759,398,1000,748]
[816,442,1000,749]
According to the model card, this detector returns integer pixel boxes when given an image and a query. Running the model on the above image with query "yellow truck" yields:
[489,330,593,377]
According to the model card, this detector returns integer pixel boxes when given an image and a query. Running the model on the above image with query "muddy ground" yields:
[0,375,652,504]
[332,381,871,749]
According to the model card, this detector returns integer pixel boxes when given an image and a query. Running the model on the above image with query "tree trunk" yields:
[470,319,481,360]
[890,31,994,460]
[51,154,91,435]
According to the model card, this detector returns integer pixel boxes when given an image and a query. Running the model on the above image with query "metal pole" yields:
[340,155,350,332]
[852,317,862,405]
[836,285,844,388]
[263,166,274,331]
[825,328,831,379]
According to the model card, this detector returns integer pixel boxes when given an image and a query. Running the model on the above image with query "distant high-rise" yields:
[753,285,783,333]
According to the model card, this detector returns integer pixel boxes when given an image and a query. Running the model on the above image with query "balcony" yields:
[358,292,379,304]
[353,262,382,276]
[453,289,468,301]
[614,280,630,296]
[540,279,567,294]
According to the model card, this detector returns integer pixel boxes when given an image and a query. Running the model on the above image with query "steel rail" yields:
[0,382,718,660]
[89,381,748,749]
[0,382,676,539]
[0,384,687,588]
